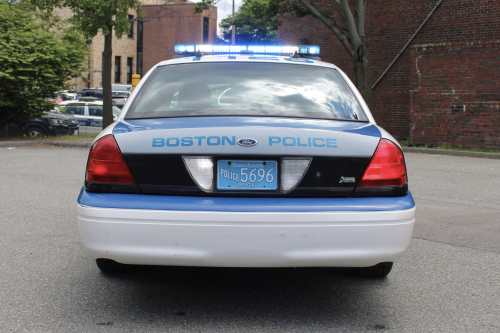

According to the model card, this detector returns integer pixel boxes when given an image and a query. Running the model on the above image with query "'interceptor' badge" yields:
[237,138,258,147]
[339,176,355,183]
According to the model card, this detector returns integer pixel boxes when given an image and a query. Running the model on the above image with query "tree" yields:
[289,0,373,109]
[0,2,87,134]
[218,0,279,44]
[32,0,142,129]
[197,0,373,109]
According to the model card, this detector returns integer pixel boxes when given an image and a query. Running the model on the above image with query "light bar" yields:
[174,44,320,55]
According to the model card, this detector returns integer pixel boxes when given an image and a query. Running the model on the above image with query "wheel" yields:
[350,262,393,278]
[28,125,47,137]
[95,259,136,273]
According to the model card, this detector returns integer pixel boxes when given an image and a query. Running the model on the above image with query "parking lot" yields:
[1,147,499,332]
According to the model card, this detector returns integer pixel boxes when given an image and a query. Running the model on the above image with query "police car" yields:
[77,44,415,277]
[57,100,122,133]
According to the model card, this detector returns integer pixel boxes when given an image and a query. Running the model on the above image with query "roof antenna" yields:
[291,51,300,59]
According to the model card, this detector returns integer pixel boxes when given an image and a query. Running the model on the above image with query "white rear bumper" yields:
[77,205,415,268]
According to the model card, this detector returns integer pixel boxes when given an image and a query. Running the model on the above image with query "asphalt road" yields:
[0,147,499,332]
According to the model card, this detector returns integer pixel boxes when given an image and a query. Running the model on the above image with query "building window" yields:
[298,38,309,45]
[128,15,134,38]
[137,20,143,77]
[203,17,209,44]
[115,56,121,83]
[127,57,133,84]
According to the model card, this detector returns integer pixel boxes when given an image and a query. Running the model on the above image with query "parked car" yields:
[57,100,121,133]
[78,88,103,100]
[59,90,78,101]
[77,88,130,109]
[0,112,79,137]
[111,91,131,109]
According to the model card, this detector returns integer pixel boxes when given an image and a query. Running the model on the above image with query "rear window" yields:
[126,62,366,121]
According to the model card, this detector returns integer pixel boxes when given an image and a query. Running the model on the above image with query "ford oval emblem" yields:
[237,138,258,147]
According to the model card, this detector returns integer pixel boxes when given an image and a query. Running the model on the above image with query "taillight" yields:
[86,135,136,184]
[358,139,407,187]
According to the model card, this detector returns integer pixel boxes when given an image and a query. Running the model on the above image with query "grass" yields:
[0,132,98,144]
[399,140,500,154]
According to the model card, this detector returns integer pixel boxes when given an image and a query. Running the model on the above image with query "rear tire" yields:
[95,259,136,273]
[350,262,393,278]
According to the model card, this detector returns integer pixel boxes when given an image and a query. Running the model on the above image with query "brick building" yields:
[56,0,216,91]
[141,2,217,75]
[279,0,500,149]
[55,7,139,91]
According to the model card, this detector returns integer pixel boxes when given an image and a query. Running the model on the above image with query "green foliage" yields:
[193,0,212,14]
[219,0,280,44]
[32,0,141,40]
[0,2,87,127]
[32,0,142,129]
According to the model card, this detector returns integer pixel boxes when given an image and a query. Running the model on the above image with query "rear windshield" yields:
[126,62,367,121]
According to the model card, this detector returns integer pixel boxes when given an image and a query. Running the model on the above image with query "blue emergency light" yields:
[174,44,320,55]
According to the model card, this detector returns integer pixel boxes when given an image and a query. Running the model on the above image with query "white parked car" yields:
[57,100,121,133]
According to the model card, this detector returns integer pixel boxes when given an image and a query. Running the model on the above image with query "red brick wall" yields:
[279,0,500,139]
[408,42,500,149]
[448,103,500,150]
[142,4,217,74]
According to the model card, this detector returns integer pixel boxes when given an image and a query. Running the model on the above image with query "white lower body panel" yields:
[77,205,415,268]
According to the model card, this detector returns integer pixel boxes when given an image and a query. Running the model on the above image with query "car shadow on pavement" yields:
[87,265,393,330]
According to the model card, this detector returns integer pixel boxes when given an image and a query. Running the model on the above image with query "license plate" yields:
[217,160,278,190]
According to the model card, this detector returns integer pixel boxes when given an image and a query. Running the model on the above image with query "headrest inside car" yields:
[178,83,212,110]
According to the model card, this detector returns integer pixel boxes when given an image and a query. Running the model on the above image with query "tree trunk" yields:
[353,44,374,110]
[102,26,114,129]
[5,123,10,138]
[20,122,29,137]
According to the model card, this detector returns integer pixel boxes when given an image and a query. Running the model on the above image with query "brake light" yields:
[358,139,407,187]
[86,135,136,184]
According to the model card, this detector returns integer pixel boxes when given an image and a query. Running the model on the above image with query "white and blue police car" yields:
[77,44,415,277]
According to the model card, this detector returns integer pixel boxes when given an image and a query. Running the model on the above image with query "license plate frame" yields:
[217,160,278,191]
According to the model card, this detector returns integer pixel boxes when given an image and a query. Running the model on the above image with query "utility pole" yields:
[231,0,235,45]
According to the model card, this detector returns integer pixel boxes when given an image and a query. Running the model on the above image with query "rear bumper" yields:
[77,190,415,268]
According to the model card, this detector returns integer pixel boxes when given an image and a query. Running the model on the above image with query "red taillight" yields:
[86,135,136,184]
[358,139,407,187]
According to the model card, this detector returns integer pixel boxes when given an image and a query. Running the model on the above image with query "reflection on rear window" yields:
[126,63,366,121]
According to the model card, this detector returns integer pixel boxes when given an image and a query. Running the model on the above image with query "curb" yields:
[0,141,91,148]
[402,147,500,160]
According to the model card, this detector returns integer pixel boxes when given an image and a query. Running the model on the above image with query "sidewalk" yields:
[0,140,92,148]
[402,146,500,160]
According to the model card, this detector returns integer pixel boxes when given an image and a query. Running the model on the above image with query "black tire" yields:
[27,125,47,137]
[95,259,136,273]
[350,262,393,278]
